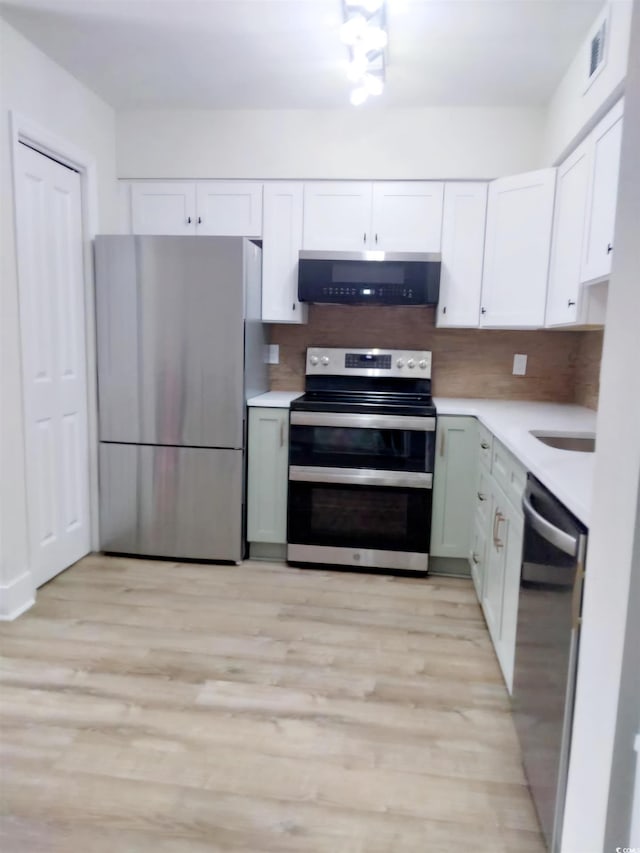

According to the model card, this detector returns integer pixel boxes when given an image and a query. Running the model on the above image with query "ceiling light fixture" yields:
[340,0,388,106]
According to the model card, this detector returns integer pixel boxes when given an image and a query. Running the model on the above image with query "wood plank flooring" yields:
[0,555,545,852]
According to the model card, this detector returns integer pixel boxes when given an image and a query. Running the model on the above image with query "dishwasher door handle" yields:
[522,493,578,557]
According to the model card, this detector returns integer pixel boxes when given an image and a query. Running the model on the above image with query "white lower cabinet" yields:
[464,423,526,693]
[247,407,289,547]
[430,417,478,558]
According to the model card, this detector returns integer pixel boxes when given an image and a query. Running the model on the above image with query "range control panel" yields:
[306,348,432,378]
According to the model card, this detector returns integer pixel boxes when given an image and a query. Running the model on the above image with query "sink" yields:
[530,431,596,452]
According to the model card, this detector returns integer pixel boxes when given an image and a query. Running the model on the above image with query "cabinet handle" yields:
[292,302,296,311]
[439,429,446,457]
[477,491,486,502]
[375,233,378,244]
[494,510,505,550]
[481,307,487,315]
[568,299,576,307]
[607,243,613,254]
[442,306,447,315]
[280,421,285,448]
[363,232,367,244]
[480,441,490,450]
[186,216,192,224]
[472,552,480,565]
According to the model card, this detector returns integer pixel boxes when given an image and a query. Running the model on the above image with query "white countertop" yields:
[434,398,597,526]
[247,391,303,408]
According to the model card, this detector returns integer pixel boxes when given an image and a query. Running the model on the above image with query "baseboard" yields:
[0,570,35,620]
[429,556,472,578]
[249,542,287,561]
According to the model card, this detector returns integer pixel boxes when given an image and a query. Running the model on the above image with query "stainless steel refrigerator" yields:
[94,235,267,562]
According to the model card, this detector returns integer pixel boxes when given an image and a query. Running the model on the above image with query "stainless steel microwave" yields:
[297,251,441,305]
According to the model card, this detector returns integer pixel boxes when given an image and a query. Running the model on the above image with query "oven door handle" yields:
[290,412,436,431]
[289,466,433,489]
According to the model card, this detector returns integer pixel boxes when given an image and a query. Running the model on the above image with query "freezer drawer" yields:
[99,443,243,561]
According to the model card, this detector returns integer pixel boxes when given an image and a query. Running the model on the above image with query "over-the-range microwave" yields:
[297,251,441,306]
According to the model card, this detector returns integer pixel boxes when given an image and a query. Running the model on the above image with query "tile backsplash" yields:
[267,306,603,409]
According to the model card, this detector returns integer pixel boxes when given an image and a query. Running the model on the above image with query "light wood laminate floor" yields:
[0,555,545,852]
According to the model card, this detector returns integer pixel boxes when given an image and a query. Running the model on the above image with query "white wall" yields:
[116,106,545,180]
[561,1,640,849]
[542,0,633,164]
[0,18,118,617]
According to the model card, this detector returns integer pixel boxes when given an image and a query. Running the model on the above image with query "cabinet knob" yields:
[472,553,480,565]
[607,243,613,254]
[374,233,378,244]
[186,216,192,224]
[477,491,486,502]
[442,306,447,315]
[481,307,487,315]
[480,441,490,450]
[197,216,202,225]
[292,303,296,311]
[568,299,576,307]
[363,232,367,244]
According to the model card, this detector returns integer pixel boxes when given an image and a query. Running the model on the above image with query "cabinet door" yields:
[430,416,478,558]
[499,503,523,693]
[482,492,507,648]
[247,408,289,544]
[261,183,307,324]
[437,183,488,327]
[196,182,262,236]
[302,182,372,250]
[371,182,444,252]
[581,98,624,283]
[545,140,590,326]
[131,182,196,235]
[480,168,556,328]
[470,516,488,602]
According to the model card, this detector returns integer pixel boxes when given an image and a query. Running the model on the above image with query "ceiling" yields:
[0,0,602,110]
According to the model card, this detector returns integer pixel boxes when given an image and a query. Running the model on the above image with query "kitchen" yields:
[1,2,639,852]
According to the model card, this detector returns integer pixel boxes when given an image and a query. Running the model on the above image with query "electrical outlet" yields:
[265,344,280,365]
[513,353,527,376]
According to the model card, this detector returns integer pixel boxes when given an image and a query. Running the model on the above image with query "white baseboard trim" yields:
[0,571,35,620]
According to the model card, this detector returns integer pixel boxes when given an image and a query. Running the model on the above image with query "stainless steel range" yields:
[287,347,436,574]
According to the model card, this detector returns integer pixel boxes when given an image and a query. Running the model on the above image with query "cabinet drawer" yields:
[491,439,526,513]
[477,421,493,467]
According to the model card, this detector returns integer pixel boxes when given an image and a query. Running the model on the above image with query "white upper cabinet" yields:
[131,182,196,235]
[130,181,262,236]
[437,183,488,327]
[480,168,556,328]
[262,182,307,324]
[195,181,262,236]
[302,182,373,250]
[581,98,624,284]
[371,182,444,251]
[302,181,444,252]
[545,140,590,327]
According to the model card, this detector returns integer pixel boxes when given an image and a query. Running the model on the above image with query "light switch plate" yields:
[513,353,527,376]
[265,344,280,365]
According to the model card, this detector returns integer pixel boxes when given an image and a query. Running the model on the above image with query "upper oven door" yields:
[289,412,436,472]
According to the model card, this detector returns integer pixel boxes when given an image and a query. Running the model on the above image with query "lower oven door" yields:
[287,467,433,573]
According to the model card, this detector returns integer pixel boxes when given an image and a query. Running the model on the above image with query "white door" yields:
[581,98,624,284]
[196,181,263,236]
[131,181,196,234]
[480,168,556,328]
[545,139,590,327]
[14,143,91,586]
[371,182,444,251]
[261,182,307,323]
[437,182,488,327]
[302,182,372,250]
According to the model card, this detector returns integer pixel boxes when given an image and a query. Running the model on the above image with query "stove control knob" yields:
[396,358,404,368]
[309,355,319,366]
[419,359,428,370]
[407,358,416,369]
[321,356,330,366]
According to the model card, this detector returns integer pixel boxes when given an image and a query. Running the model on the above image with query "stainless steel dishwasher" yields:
[513,474,588,853]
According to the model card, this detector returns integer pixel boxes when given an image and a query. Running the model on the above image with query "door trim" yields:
[9,111,101,595]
